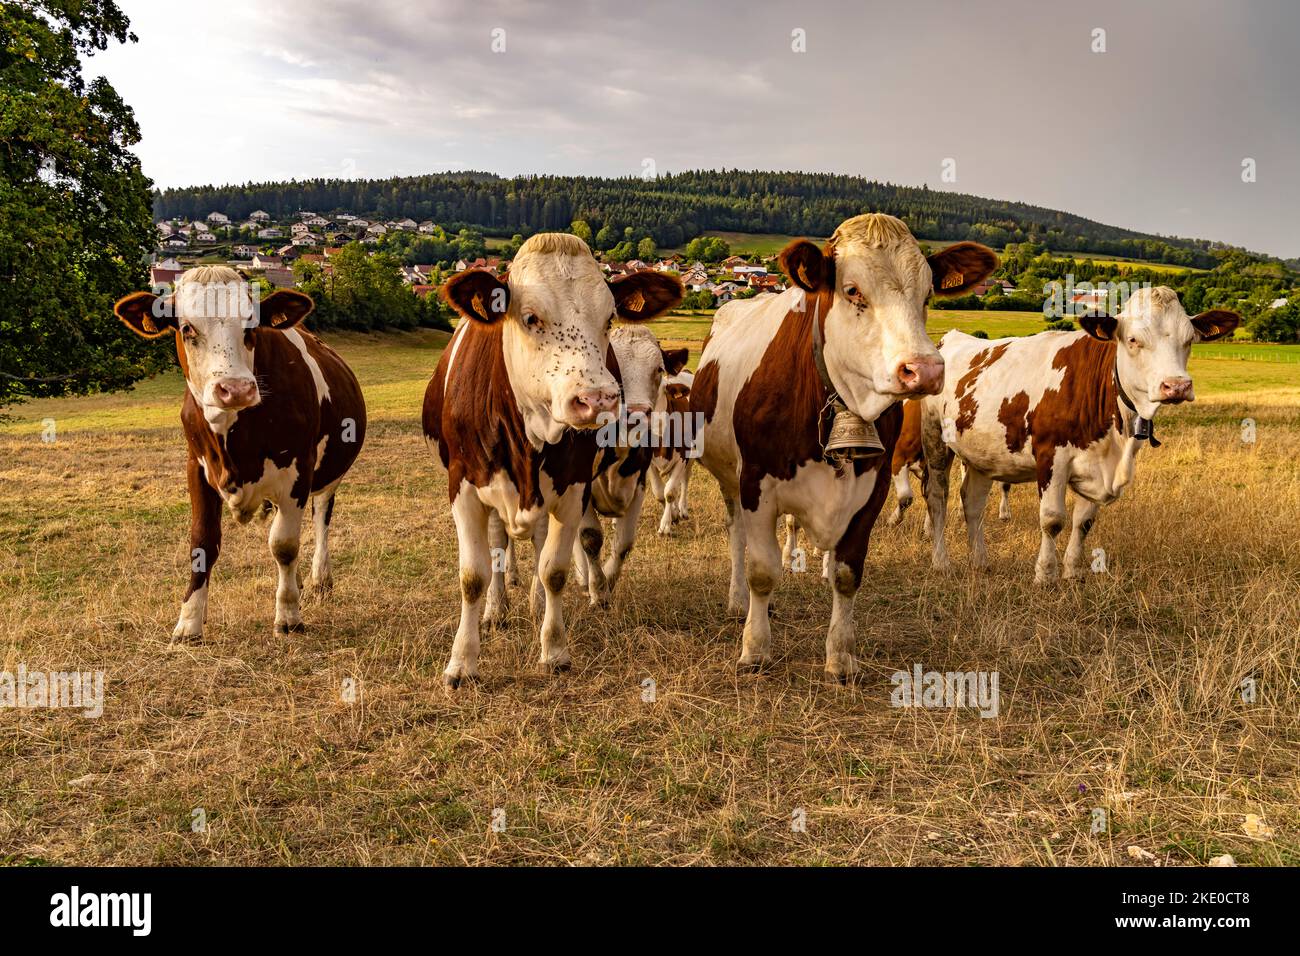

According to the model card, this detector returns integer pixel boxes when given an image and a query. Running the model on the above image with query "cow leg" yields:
[824,550,861,682]
[1034,475,1070,584]
[923,430,955,571]
[529,520,548,618]
[504,534,520,586]
[308,481,339,595]
[780,514,800,570]
[601,485,644,601]
[886,467,913,526]
[998,482,1013,521]
[1063,498,1101,580]
[175,454,221,640]
[671,459,691,521]
[483,509,509,628]
[961,468,995,570]
[738,502,781,671]
[269,498,306,634]
[536,490,583,673]
[576,505,607,605]
[445,489,490,687]
[723,495,748,616]
[648,465,672,535]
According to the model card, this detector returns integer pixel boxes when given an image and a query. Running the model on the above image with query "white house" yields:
[196,231,217,243]
[292,233,321,246]
[251,254,283,269]
[336,213,356,222]
[257,227,283,239]
[395,218,418,231]
[366,223,388,236]
[206,211,229,224]
[418,221,437,234]
[1269,297,1289,309]
[249,210,271,221]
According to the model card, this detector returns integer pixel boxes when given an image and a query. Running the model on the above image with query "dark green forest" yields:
[153,170,1255,270]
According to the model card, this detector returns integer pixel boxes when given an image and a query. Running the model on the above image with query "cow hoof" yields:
[541,659,572,676]
[443,670,479,690]
[737,656,771,674]
[171,628,203,643]
[275,621,306,635]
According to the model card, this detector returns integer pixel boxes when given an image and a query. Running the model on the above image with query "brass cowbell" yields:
[824,406,885,462]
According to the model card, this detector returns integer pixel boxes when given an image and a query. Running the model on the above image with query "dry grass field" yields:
[1,324,1297,866]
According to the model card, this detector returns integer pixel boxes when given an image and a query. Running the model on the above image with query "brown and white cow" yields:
[691,214,998,680]
[114,266,367,638]
[920,286,1239,582]
[647,350,693,535]
[423,234,681,686]
[883,401,1011,528]
[573,326,687,604]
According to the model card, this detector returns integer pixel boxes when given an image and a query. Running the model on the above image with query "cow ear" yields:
[779,240,832,292]
[610,271,683,321]
[114,291,174,339]
[259,289,314,329]
[444,268,509,323]
[928,242,999,296]
[1190,309,1240,342]
[661,347,689,376]
[1079,314,1119,341]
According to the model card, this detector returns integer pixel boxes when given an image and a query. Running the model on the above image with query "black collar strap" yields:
[1113,366,1161,448]
[810,295,846,435]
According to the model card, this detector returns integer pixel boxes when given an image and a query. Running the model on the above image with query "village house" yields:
[418,220,437,234]
[291,222,311,235]
[366,223,387,236]
[156,222,173,236]
[164,235,188,249]
[257,227,283,239]
[336,213,356,222]
[232,244,259,257]
[292,233,321,247]
[249,210,270,221]
[195,231,217,243]
[150,265,182,288]
[206,211,229,225]
[156,257,182,271]
[395,218,418,231]
[250,254,283,270]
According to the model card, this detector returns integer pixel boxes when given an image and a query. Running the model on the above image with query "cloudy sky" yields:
[87,0,1298,257]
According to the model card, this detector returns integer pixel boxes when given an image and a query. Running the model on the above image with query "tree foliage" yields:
[0,0,161,406]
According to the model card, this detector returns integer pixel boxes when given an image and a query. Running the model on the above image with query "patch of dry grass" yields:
[0,331,1296,866]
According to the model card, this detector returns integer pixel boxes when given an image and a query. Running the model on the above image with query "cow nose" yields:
[569,387,620,424]
[897,357,945,395]
[1159,377,1193,402]
[212,377,259,408]
[625,402,653,416]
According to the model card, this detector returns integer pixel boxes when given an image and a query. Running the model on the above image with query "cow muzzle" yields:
[210,376,260,409]
[1158,377,1194,403]
[896,357,945,396]
[566,387,621,426]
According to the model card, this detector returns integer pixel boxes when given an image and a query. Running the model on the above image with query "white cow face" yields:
[444,235,682,447]
[115,267,314,428]
[1081,286,1239,418]
[781,214,997,422]
[609,327,684,416]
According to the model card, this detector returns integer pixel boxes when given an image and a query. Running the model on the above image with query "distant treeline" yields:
[153,170,1250,269]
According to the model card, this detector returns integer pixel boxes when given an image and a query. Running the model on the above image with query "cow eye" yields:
[523,312,541,329]
[1127,336,1140,347]
[180,323,196,338]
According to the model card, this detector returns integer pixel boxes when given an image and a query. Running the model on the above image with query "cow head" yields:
[780,215,997,422]
[1080,286,1239,417]
[609,326,673,417]
[443,235,682,447]
[115,266,313,428]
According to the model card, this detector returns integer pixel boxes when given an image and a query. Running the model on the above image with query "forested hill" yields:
[153,169,1247,269]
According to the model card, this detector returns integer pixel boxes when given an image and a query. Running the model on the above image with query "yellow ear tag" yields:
[942,271,964,290]
[141,315,158,334]
[625,290,646,313]
[271,310,289,326]
[470,292,487,320]
[797,264,811,287]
